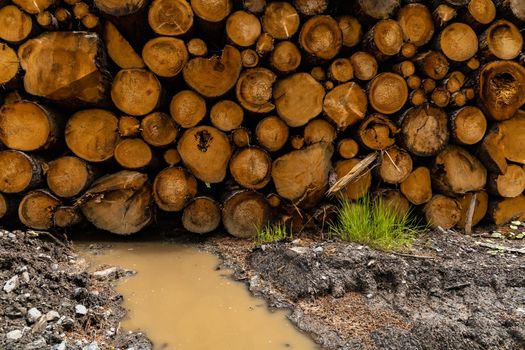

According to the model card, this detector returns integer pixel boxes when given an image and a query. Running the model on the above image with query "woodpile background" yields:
[0,0,524,236]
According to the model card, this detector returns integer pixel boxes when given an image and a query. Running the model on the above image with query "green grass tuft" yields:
[255,223,293,245]
[329,195,423,251]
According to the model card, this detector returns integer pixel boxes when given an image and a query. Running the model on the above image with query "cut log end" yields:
[153,167,197,212]
[19,190,61,230]
[424,195,461,229]
[0,150,42,194]
[111,69,161,116]
[47,156,93,198]
[182,196,221,234]
[230,147,272,190]
[300,15,343,61]
[368,73,408,115]
[148,0,194,36]
[170,90,206,129]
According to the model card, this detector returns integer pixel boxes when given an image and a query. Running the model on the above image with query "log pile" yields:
[0,0,524,236]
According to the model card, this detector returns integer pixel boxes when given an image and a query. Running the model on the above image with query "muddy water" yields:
[81,242,318,350]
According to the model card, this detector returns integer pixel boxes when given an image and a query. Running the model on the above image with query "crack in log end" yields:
[195,130,213,152]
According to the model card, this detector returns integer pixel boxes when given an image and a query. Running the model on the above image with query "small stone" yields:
[75,304,88,316]
[26,337,46,349]
[93,267,118,280]
[45,310,60,322]
[289,246,308,255]
[313,246,324,253]
[52,341,67,350]
[83,341,100,350]
[22,271,30,283]
[510,225,519,230]
[27,307,42,323]
[6,329,23,340]
[61,317,74,331]
[3,275,19,293]
[8,232,16,239]
[511,221,522,226]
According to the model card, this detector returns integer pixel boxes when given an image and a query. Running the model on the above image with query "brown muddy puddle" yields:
[80,241,318,350]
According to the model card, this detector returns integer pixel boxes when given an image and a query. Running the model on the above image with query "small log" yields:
[210,100,244,132]
[479,20,523,60]
[13,0,54,14]
[119,116,140,137]
[414,51,449,80]
[328,58,354,83]
[400,105,449,157]
[191,0,232,23]
[65,109,120,162]
[36,12,59,31]
[451,92,467,107]
[450,106,487,145]
[235,68,276,113]
[358,113,399,151]
[488,195,525,225]
[299,15,342,61]
[183,45,242,98]
[141,112,178,147]
[255,115,289,152]
[262,2,299,40]
[104,22,145,69]
[444,71,465,94]
[148,0,194,36]
[379,146,413,184]
[187,38,208,57]
[290,134,305,150]
[397,3,434,47]
[163,148,181,166]
[431,87,451,108]
[232,127,251,148]
[178,126,232,183]
[169,90,206,128]
[142,37,188,78]
[0,150,42,194]
[410,89,427,106]
[310,66,326,81]
[241,49,260,68]
[46,156,94,198]
[432,145,487,195]
[368,72,408,114]
[19,190,61,230]
[363,19,403,59]
[54,8,72,28]
[82,14,100,30]
[80,171,153,234]
[73,2,90,20]
[54,206,84,228]
[478,127,507,174]
[114,138,154,169]
[400,42,417,58]
[422,78,435,93]
[438,22,478,62]
[229,146,272,189]
[378,189,410,218]
[424,194,461,229]
[499,110,525,165]
[456,191,488,229]
[0,5,33,44]
[111,69,161,116]
[270,41,301,74]
[226,10,261,47]
[337,138,359,159]
[0,100,60,152]
[304,119,336,145]
[323,82,367,130]
[460,0,496,27]
[335,158,372,200]
[400,167,432,205]
[392,61,415,78]
[407,75,422,90]
[273,72,325,127]
[488,164,525,198]
[350,51,378,81]
[338,16,362,48]
[153,167,197,212]
[18,32,109,105]
[182,196,221,234]
[478,61,525,121]
[222,190,271,238]
[433,4,457,28]
[0,43,19,87]
[255,33,274,56]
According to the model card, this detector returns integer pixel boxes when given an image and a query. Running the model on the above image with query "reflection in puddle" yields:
[80,242,318,350]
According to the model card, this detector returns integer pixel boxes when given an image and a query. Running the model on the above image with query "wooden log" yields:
[358,113,398,151]
[456,191,488,229]
[191,0,232,23]
[478,127,508,174]
[289,134,305,150]
[414,51,449,80]
[304,119,336,145]
[270,41,301,74]
[65,109,120,162]
[422,78,436,93]
[18,32,109,105]
[169,90,206,128]
[493,0,525,24]
[0,43,19,87]
[232,127,251,148]
[0,100,60,152]
[183,45,242,98]
[409,89,427,106]
[241,49,260,68]
[379,146,413,184]
[111,68,161,116]
[226,10,261,47]
[400,105,449,157]
[299,15,342,61]
[229,146,272,189]
[488,164,525,198]
[0,5,33,44]
[163,148,181,166]
[328,58,354,83]
[182,196,221,234]
[119,116,140,137]
[444,71,465,94]
[438,22,478,62]
[355,0,400,20]
[378,189,410,218]
[222,190,271,238]
[334,158,372,200]
[240,0,266,13]
[397,3,434,47]
[262,2,299,40]
[255,33,274,56]
[273,72,325,127]
[82,14,100,30]
[255,115,289,152]
[488,195,525,225]
[323,82,367,130]
[400,166,432,205]
[210,100,244,132]
[0,193,16,220]
[271,142,333,207]
[235,68,276,113]
[18,190,61,230]
[73,2,90,20]
[148,0,194,36]
[141,112,178,147]
[460,0,496,27]
[0,150,43,194]
[294,0,328,16]
[363,19,403,59]
[187,38,208,57]
[407,75,422,90]
[80,171,153,234]
[153,166,197,211]
[54,206,84,228]
[178,126,232,183]
[54,8,72,29]
[36,11,59,31]
[46,156,94,198]
[424,194,461,229]
[310,66,326,81]
[337,138,359,159]
[392,61,415,78]
[13,0,54,14]
[432,145,487,195]
[368,72,408,114]
[95,0,147,16]
[450,106,487,145]
[478,61,525,121]
[338,16,362,48]
[431,87,451,108]
[433,4,457,28]
[499,110,525,165]
[114,138,154,170]
[142,37,188,78]
[479,20,523,60]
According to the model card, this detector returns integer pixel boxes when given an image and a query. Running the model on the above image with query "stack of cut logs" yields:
[0,0,524,237]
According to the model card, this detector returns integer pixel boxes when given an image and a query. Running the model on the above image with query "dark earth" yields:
[1,226,524,350]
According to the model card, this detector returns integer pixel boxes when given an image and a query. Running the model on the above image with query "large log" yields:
[18,190,61,230]
[141,112,178,147]
[323,82,367,130]
[0,5,33,44]
[379,146,413,184]
[255,115,289,152]
[368,73,408,114]
[0,43,19,87]
[142,37,189,78]
[400,167,432,205]
[148,0,194,36]
[262,2,300,40]
[111,68,162,116]
[114,138,155,169]
[450,106,487,145]
[487,165,525,198]
[229,146,272,189]
[358,113,398,151]
[299,16,343,61]
[498,110,525,164]
[424,194,461,229]
[0,150,43,194]
[182,196,221,234]
[222,190,271,238]
[235,68,276,113]
[210,100,244,132]
[153,167,197,212]
[46,156,94,198]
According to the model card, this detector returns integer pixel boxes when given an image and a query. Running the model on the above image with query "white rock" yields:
[27,308,42,323]
[93,267,118,279]
[289,246,308,254]
[6,329,22,340]
[3,275,19,293]
[75,304,88,316]
[22,271,30,283]
[313,246,324,253]
[45,310,60,322]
